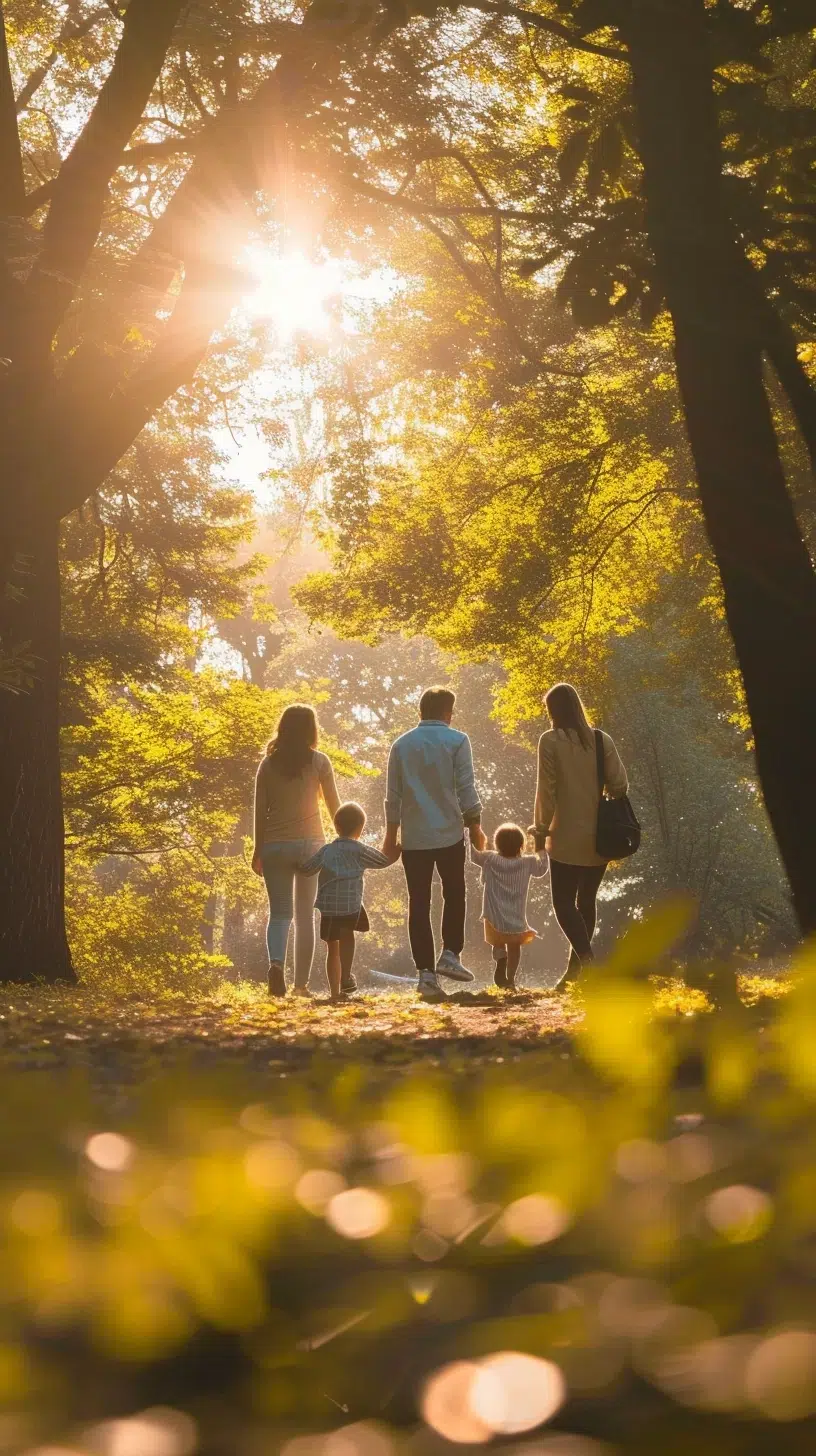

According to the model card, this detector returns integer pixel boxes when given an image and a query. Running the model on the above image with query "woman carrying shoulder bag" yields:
[534,683,628,985]
[251,704,340,997]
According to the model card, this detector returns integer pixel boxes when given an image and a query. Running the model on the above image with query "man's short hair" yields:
[495,823,525,857]
[419,686,456,720]
[334,802,366,837]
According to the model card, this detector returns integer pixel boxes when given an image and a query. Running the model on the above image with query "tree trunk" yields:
[0,515,76,982]
[626,0,816,933]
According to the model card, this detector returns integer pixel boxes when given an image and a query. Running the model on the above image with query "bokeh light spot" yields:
[503,1194,571,1245]
[244,1140,300,1191]
[420,1362,491,1444]
[85,1134,134,1173]
[324,1422,394,1456]
[295,1169,346,1215]
[469,1351,566,1433]
[667,1132,714,1182]
[326,1187,390,1240]
[616,1139,668,1183]
[596,1277,672,1338]
[84,1408,196,1456]
[704,1184,772,1243]
[744,1329,816,1421]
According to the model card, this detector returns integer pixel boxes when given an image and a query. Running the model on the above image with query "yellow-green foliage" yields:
[63,672,361,990]
[0,908,811,1453]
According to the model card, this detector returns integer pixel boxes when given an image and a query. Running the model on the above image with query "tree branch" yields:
[459,0,629,61]
[56,0,372,407]
[424,213,583,378]
[342,174,553,222]
[55,257,248,518]
[25,0,186,358]
[15,5,111,116]
[20,0,379,535]
[0,0,25,212]
[20,134,201,216]
[763,308,816,478]
[178,48,214,121]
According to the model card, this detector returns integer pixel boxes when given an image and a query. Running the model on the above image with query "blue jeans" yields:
[261,839,322,987]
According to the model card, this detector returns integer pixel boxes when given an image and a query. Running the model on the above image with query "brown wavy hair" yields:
[265,704,318,779]
[545,682,594,750]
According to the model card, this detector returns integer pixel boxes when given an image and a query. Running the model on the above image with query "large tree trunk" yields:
[626,0,816,933]
[0,516,75,982]
[0,0,380,984]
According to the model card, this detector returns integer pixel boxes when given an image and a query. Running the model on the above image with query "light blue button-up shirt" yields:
[384,720,482,852]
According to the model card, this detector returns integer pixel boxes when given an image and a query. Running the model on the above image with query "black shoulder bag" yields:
[595,730,641,861]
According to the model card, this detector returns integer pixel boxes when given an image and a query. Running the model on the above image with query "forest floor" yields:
[0,973,783,1093]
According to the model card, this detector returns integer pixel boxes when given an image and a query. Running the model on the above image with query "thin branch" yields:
[15,5,111,116]
[21,134,200,216]
[458,448,608,526]
[20,178,52,215]
[524,24,555,85]
[586,491,670,573]
[178,49,214,121]
[459,0,629,61]
[343,173,552,223]
[41,2,374,522]
[56,255,249,517]
[425,213,584,378]
[584,482,675,539]
[0,0,25,212]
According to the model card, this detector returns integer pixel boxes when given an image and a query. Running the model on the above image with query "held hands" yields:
[468,822,487,852]
[251,849,263,877]
[382,825,401,861]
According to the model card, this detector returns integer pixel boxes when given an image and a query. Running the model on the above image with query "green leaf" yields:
[605,897,698,979]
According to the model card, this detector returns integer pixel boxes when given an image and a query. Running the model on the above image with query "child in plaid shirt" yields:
[300,803,401,1001]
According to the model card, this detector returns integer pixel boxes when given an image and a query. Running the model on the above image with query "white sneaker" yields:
[418,971,447,1002]
[435,949,475,983]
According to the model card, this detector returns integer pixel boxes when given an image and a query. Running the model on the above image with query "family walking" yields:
[252,684,632,1001]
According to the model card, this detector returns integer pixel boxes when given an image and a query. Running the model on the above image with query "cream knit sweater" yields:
[535,728,628,867]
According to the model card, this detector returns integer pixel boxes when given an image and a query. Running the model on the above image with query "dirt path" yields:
[0,985,583,1090]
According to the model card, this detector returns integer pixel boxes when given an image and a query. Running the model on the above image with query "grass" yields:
[0,970,786,1091]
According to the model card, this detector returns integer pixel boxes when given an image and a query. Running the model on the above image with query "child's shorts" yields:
[320,904,370,943]
[484,919,535,948]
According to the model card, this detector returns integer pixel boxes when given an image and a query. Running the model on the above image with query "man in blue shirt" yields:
[382,686,486,1001]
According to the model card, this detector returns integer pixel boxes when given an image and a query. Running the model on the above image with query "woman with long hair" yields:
[251,704,340,997]
[534,683,628,985]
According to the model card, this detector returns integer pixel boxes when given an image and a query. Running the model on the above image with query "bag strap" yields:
[594,729,605,801]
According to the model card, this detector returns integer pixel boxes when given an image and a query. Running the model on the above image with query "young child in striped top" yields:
[470,823,549,990]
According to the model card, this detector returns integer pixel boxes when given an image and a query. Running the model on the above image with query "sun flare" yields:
[243,249,343,338]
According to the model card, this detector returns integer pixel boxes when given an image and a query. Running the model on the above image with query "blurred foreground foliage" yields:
[1,907,814,1456]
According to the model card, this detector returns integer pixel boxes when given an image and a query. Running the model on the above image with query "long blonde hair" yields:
[545,682,594,750]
